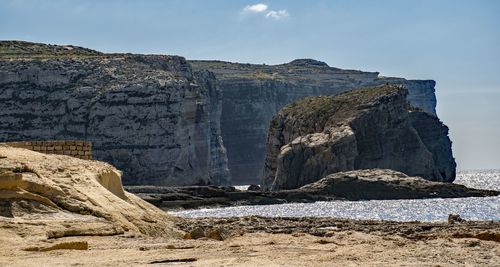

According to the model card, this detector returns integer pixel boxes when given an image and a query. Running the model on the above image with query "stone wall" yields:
[3,140,92,160]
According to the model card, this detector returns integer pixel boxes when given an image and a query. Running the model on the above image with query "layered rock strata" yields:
[0,145,181,238]
[262,85,456,190]
[0,41,230,186]
[191,59,438,184]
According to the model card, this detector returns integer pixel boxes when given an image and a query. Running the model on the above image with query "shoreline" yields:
[125,181,499,211]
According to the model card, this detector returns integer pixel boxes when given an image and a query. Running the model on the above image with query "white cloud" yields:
[243,3,268,13]
[241,3,289,20]
[265,9,289,20]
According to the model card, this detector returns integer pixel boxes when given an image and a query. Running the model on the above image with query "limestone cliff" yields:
[262,85,456,190]
[0,41,230,186]
[0,41,443,187]
[190,59,438,184]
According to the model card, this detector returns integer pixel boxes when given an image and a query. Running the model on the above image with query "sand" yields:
[1,217,499,267]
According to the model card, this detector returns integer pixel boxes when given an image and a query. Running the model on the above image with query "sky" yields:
[1,0,499,170]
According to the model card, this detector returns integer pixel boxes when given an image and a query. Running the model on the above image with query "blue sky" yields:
[1,0,499,170]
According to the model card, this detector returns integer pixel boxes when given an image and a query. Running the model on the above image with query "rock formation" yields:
[0,41,230,186]
[191,59,438,184]
[0,41,445,187]
[298,169,490,200]
[0,144,181,238]
[262,85,456,190]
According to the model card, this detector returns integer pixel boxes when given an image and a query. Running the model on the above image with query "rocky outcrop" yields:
[262,85,456,190]
[191,59,438,184]
[299,169,486,200]
[0,144,182,238]
[0,41,230,186]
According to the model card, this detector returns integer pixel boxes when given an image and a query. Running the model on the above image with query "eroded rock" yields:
[0,145,182,238]
[24,241,89,252]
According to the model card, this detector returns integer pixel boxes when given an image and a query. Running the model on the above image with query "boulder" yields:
[247,184,261,191]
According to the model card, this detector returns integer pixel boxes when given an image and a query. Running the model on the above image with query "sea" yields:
[171,170,500,222]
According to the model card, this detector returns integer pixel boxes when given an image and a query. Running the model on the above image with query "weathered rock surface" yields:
[0,41,230,186]
[191,59,438,184]
[0,144,181,238]
[262,85,456,190]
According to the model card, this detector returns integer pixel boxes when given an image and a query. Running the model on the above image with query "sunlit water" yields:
[171,170,500,222]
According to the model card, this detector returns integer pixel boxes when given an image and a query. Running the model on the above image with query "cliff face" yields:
[0,41,230,186]
[262,85,456,190]
[190,59,438,184]
[0,41,444,187]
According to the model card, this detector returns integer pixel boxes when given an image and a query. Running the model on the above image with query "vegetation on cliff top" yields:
[189,59,372,82]
[0,40,103,59]
[274,85,405,129]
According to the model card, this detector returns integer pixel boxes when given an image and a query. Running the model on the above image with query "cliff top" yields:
[273,85,405,130]
[0,40,195,87]
[0,41,434,86]
[0,40,103,59]
[189,58,376,82]
[189,59,435,88]
[0,40,185,63]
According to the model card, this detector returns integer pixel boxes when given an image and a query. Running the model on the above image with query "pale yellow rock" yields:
[0,144,182,239]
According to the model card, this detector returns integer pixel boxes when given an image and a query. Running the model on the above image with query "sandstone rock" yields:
[24,241,89,252]
[262,85,456,190]
[191,59,438,185]
[0,144,182,238]
[0,41,230,186]
[183,227,205,239]
[206,227,231,241]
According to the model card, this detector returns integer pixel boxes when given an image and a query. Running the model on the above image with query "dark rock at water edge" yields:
[127,169,498,210]
[299,169,494,200]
